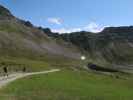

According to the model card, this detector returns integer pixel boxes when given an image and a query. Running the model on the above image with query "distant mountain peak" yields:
[101,26,133,34]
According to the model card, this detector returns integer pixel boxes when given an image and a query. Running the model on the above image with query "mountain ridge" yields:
[41,26,133,72]
[1,5,133,72]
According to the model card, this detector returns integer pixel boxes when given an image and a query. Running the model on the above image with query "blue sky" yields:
[0,0,133,33]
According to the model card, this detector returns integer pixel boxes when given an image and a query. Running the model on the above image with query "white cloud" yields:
[52,28,70,33]
[83,22,104,33]
[47,17,63,25]
[52,28,82,33]
[51,22,106,34]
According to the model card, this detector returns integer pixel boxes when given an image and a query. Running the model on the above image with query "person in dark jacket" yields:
[22,66,26,72]
[3,66,8,76]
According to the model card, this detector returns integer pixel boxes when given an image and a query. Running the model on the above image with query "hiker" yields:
[3,66,8,76]
[22,66,26,72]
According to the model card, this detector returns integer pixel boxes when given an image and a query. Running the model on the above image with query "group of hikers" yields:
[1,63,27,77]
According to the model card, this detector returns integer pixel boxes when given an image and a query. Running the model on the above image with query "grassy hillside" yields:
[0,5,83,72]
[0,56,83,75]
[0,69,133,100]
[0,19,82,60]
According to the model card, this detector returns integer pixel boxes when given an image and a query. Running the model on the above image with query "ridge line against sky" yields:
[0,0,133,33]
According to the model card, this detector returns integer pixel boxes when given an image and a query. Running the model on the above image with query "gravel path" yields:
[0,69,60,88]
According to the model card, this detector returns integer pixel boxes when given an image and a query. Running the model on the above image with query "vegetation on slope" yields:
[0,5,82,67]
[0,6,13,18]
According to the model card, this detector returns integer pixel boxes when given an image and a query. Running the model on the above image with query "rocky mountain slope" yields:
[0,5,82,61]
[57,27,133,72]
[42,26,133,72]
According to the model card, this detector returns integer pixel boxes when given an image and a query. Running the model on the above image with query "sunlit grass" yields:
[0,69,133,100]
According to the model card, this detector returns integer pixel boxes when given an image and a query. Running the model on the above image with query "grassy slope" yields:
[0,69,133,100]
[0,56,83,74]
[0,19,82,72]
[0,57,52,74]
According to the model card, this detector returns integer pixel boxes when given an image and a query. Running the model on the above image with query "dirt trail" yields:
[0,69,60,88]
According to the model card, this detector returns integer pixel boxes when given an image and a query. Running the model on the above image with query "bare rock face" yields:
[58,27,133,72]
